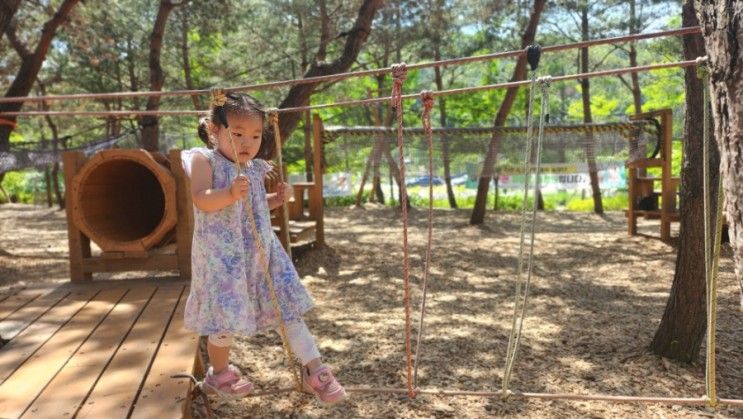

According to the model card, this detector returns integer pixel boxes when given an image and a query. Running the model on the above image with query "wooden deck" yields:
[0,280,199,419]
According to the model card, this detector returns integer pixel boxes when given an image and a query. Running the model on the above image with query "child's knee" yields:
[208,333,234,347]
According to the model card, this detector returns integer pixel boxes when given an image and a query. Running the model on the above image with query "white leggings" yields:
[208,320,321,365]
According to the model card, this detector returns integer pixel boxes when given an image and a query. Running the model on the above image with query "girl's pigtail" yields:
[197,117,212,148]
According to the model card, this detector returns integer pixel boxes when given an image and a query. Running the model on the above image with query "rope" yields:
[697,57,724,409]
[267,109,293,260]
[210,89,301,392]
[501,68,538,398]
[1,60,702,118]
[230,384,743,406]
[0,118,16,128]
[0,27,701,105]
[412,90,435,388]
[501,76,551,398]
[390,63,415,399]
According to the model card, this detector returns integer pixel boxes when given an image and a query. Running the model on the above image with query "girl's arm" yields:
[190,152,246,212]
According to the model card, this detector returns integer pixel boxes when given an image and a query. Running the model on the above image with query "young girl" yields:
[181,92,346,405]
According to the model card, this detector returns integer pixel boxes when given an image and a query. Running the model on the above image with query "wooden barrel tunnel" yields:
[69,149,177,253]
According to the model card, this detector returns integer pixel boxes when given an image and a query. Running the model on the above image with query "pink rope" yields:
[2,60,699,118]
[391,63,415,399]
[238,385,743,407]
[413,91,436,387]
[0,27,701,105]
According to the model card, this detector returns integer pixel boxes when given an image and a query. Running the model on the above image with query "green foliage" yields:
[565,192,629,212]
[1,171,39,204]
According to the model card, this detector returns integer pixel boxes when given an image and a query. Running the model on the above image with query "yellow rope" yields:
[501,76,551,399]
[266,109,293,260]
[697,59,723,408]
[211,89,301,391]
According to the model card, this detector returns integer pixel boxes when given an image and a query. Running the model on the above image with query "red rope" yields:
[391,63,415,399]
[413,91,436,387]
[0,118,16,128]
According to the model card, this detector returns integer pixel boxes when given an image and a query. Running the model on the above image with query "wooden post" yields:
[63,152,92,282]
[659,109,673,241]
[170,150,193,280]
[311,114,325,246]
[627,166,637,235]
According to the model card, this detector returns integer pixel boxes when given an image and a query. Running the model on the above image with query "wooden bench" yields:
[0,280,199,418]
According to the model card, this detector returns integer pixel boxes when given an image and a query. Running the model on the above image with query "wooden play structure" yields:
[266,114,325,250]
[625,109,679,240]
[62,149,194,281]
[0,280,199,418]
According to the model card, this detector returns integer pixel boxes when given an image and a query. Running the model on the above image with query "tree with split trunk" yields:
[697,0,743,310]
[650,0,720,362]
[469,0,546,225]
[139,0,189,151]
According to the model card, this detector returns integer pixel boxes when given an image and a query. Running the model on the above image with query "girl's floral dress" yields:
[181,147,314,336]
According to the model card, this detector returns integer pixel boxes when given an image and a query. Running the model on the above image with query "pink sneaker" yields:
[302,365,347,406]
[201,364,254,399]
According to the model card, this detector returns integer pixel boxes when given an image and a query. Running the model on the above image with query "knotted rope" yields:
[390,63,415,398]
[413,90,436,388]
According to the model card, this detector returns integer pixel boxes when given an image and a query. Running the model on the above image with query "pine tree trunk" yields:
[651,1,721,361]
[470,0,546,225]
[698,0,743,310]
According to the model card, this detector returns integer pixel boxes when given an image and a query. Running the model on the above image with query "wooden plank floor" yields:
[0,280,198,419]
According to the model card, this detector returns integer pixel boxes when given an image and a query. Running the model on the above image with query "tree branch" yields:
[4,19,31,58]
[277,0,384,142]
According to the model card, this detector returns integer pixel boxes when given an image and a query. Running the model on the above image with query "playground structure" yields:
[625,109,679,240]
[0,26,740,417]
[265,114,326,250]
[62,149,194,281]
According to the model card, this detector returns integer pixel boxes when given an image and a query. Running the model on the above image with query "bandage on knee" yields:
[208,333,234,347]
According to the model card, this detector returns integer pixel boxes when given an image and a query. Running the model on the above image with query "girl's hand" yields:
[276,182,293,204]
[230,175,249,200]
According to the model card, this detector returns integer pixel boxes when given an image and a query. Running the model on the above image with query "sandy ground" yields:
[0,203,741,418]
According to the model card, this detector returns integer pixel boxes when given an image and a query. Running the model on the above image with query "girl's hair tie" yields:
[210,88,229,128]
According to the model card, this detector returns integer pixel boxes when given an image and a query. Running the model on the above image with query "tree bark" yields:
[140,0,187,151]
[38,81,64,209]
[470,0,546,225]
[0,0,82,152]
[698,0,743,309]
[650,0,720,362]
[580,6,604,214]
[277,0,384,141]
[180,8,202,110]
[0,0,21,39]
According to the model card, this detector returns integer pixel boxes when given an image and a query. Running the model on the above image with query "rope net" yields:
[315,120,659,209]
[0,129,138,173]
